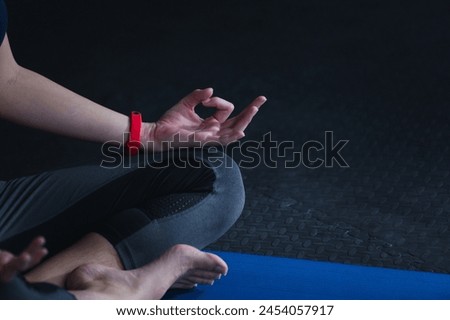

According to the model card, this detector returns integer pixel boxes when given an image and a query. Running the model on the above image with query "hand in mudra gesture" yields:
[142,88,267,151]
[0,237,47,283]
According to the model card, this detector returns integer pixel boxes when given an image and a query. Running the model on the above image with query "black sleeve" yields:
[0,0,8,46]
[0,276,76,300]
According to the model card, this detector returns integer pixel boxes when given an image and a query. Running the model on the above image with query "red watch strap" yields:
[126,111,142,156]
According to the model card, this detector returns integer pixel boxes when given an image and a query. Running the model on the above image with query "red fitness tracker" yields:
[126,111,142,156]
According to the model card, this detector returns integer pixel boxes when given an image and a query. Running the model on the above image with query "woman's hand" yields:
[141,88,267,151]
[0,236,47,283]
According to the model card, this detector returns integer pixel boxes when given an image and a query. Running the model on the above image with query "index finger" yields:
[179,88,214,110]
[202,96,235,123]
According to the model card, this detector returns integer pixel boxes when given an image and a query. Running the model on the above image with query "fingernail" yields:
[215,266,224,273]
[210,281,215,286]
[194,284,198,287]
[217,274,222,280]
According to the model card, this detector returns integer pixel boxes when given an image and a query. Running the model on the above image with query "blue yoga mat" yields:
[165,251,450,300]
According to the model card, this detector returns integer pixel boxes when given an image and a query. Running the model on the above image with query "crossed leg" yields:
[23,233,226,299]
[1,150,243,299]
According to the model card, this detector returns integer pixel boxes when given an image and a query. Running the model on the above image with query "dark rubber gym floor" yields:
[1,0,449,273]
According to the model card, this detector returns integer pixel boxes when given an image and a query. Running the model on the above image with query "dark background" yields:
[2,0,450,273]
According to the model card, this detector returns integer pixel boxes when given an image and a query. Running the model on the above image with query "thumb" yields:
[179,88,214,110]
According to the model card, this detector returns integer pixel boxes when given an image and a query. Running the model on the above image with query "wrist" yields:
[140,121,156,151]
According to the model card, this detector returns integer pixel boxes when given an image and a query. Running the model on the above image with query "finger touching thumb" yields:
[180,88,214,109]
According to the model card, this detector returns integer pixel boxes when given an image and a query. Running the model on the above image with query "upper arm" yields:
[0,34,20,84]
[0,0,6,46]
[0,0,20,84]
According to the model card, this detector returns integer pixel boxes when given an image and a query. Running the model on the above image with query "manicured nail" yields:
[210,281,215,286]
[217,274,222,280]
[194,284,198,287]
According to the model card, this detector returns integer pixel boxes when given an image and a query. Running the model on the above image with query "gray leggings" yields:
[0,149,244,299]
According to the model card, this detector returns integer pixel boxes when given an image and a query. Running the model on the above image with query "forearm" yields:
[0,65,130,143]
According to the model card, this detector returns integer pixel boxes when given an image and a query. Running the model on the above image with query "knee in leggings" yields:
[203,151,246,225]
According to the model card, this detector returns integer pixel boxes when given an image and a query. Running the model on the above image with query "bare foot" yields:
[66,244,227,299]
